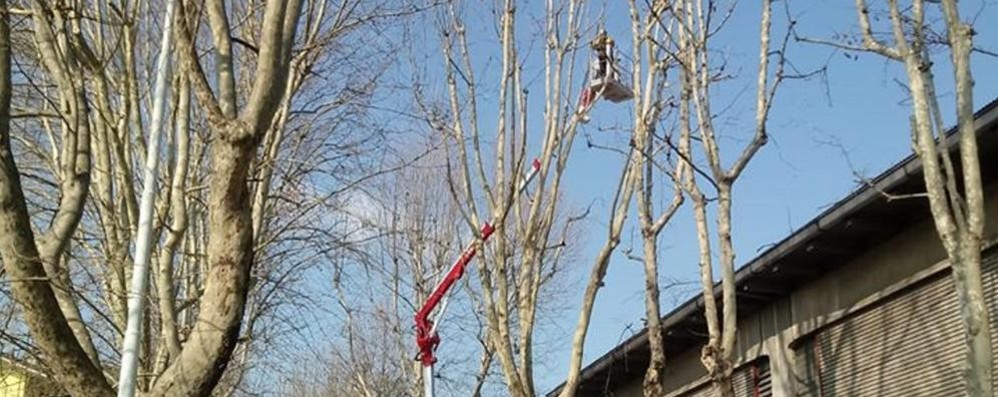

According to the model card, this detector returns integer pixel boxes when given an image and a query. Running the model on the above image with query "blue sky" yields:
[368,0,998,394]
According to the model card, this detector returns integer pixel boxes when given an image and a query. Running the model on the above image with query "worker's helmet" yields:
[591,29,614,49]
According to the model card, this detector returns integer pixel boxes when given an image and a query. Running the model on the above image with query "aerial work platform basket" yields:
[577,30,633,120]
[589,73,632,103]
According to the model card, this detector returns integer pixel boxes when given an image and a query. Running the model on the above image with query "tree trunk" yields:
[845,0,993,393]
[640,230,666,397]
[0,2,113,394]
[939,1,993,394]
[150,137,255,397]
[151,0,304,392]
[713,375,735,397]
[559,157,639,397]
[155,75,191,366]
[26,0,103,367]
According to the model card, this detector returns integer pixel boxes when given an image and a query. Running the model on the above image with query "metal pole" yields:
[117,2,175,395]
[424,363,434,397]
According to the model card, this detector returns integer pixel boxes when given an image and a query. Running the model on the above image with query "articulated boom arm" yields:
[413,159,541,369]
[414,222,494,366]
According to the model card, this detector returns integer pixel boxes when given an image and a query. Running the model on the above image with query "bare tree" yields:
[344,149,489,396]
[423,1,592,396]
[796,0,992,394]
[0,0,112,394]
[663,0,786,395]
[1,1,436,396]
[557,150,640,397]
[2,0,310,395]
[626,3,687,395]
[127,1,308,394]
[267,135,510,396]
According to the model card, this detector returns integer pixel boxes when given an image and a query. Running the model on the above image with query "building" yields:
[0,356,67,397]
[548,99,998,396]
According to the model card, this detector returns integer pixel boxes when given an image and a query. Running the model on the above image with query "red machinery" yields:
[413,159,541,397]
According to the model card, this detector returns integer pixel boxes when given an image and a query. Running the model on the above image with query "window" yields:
[791,273,964,396]
[793,336,820,397]
[677,356,771,397]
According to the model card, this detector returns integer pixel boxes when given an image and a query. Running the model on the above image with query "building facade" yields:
[548,101,998,397]
[0,357,65,397]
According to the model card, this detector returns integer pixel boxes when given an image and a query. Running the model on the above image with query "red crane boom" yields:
[413,159,541,375]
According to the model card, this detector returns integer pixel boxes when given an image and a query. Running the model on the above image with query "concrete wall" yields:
[0,371,26,397]
[609,182,998,397]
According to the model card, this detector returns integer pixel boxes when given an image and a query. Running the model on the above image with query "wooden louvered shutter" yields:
[982,248,998,391]
[731,363,753,396]
[806,272,965,396]
[793,338,820,397]
[754,358,772,397]
[732,358,771,397]
[676,358,770,397]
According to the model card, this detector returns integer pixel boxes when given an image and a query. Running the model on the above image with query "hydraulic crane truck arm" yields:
[413,158,541,396]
